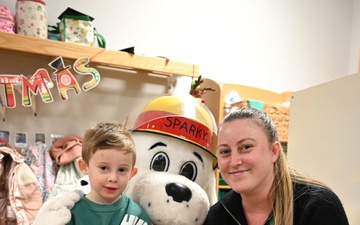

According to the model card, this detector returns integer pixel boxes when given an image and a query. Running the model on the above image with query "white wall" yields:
[287,73,360,225]
[349,0,360,73]
[2,0,357,93]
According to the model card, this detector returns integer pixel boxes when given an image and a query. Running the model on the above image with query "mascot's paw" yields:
[33,189,83,225]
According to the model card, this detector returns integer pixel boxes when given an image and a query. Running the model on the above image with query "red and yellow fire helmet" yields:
[124,94,218,169]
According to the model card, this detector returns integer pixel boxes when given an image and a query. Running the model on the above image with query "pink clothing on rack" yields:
[50,135,83,165]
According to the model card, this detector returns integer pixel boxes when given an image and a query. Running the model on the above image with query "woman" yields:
[204,108,349,225]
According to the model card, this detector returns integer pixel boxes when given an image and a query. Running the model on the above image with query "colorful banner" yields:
[0,56,100,108]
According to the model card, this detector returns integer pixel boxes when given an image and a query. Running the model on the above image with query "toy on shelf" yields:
[189,75,215,103]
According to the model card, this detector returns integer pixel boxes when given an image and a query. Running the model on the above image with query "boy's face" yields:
[78,148,138,204]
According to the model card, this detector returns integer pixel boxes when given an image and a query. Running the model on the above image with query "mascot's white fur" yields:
[33,94,218,225]
[126,134,215,225]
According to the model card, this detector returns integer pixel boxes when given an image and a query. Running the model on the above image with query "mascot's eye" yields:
[179,161,197,181]
[150,151,169,172]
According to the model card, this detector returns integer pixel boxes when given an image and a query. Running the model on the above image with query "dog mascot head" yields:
[123,94,218,225]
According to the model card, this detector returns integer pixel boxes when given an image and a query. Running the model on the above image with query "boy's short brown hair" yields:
[81,122,136,166]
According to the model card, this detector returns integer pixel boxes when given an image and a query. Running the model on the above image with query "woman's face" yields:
[216,119,279,196]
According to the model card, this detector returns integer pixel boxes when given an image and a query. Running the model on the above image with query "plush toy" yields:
[33,94,218,225]
[189,75,215,102]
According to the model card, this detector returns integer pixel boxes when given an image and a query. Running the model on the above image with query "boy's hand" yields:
[33,189,83,225]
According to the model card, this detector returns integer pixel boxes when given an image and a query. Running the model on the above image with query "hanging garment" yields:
[50,135,83,166]
[46,135,84,199]
[24,142,56,202]
[47,158,84,200]
[0,146,43,225]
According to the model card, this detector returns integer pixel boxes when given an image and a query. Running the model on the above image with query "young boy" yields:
[67,122,151,225]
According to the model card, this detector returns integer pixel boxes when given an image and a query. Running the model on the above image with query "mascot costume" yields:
[33,94,218,225]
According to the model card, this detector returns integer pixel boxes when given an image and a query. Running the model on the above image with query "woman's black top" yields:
[203,181,349,225]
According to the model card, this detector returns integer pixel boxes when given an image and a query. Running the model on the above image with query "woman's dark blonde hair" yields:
[220,108,328,225]
[81,122,136,166]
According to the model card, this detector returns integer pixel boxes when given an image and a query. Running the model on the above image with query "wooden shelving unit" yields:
[215,169,231,199]
[0,32,199,77]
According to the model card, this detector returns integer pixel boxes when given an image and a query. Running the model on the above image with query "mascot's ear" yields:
[77,175,91,194]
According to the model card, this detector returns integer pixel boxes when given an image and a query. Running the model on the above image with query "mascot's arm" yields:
[33,189,83,225]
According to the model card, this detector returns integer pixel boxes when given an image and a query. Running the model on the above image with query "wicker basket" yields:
[229,101,289,142]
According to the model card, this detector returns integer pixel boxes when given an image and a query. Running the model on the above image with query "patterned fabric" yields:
[15,0,47,39]
[0,4,15,33]
[24,142,56,202]
[59,18,95,46]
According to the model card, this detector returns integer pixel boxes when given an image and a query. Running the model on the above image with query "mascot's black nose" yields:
[165,182,192,203]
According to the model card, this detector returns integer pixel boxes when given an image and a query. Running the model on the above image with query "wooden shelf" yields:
[215,168,232,197]
[219,185,231,189]
[0,32,199,77]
